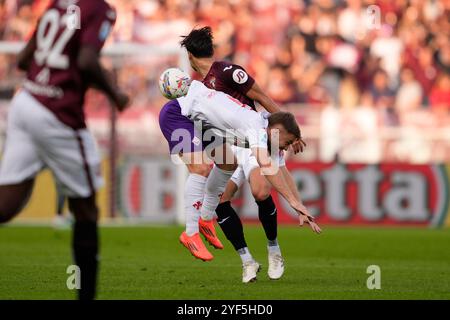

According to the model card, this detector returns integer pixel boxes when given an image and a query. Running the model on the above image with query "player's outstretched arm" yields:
[251,146,315,223]
[77,46,129,111]
[280,166,321,234]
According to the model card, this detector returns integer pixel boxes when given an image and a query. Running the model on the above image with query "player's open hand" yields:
[291,138,307,154]
[304,219,322,234]
[290,201,321,234]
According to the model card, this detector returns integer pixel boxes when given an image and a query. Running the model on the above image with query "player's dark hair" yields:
[180,26,214,58]
[268,112,301,139]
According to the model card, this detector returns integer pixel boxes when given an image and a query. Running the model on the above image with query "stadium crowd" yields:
[0,0,449,161]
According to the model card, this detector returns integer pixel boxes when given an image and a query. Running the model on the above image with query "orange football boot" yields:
[179,232,214,261]
[199,218,224,249]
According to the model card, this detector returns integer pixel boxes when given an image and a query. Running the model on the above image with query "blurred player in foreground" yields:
[0,0,129,300]
[179,27,309,282]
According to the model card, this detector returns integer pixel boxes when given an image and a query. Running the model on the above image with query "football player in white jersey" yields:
[174,80,322,283]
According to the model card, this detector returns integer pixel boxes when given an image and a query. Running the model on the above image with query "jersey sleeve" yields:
[219,63,255,95]
[79,3,116,52]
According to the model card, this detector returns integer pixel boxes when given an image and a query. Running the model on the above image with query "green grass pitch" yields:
[0,225,449,300]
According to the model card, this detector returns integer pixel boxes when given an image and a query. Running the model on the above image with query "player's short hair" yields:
[268,112,301,139]
[180,26,214,58]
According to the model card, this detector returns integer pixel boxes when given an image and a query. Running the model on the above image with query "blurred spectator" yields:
[370,69,395,106]
[266,66,296,105]
[395,68,423,113]
[404,46,438,99]
[338,73,359,110]
[429,73,450,112]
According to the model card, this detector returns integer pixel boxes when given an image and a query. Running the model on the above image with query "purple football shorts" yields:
[159,99,204,155]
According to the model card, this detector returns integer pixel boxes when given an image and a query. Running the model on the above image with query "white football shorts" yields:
[0,90,103,198]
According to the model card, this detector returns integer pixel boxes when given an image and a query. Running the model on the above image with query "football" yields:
[158,68,191,99]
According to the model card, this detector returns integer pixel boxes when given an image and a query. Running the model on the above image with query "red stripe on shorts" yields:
[75,131,95,196]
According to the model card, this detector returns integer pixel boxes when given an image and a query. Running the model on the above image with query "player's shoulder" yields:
[213,60,246,73]
[213,61,252,85]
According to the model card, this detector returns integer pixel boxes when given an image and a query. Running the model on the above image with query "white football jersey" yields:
[177,80,269,149]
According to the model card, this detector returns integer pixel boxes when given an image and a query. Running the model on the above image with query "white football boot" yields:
[268,252,284,280]
[242,260,261,283]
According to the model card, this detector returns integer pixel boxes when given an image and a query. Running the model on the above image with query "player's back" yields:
[202,61,256,111]
[24,0,116,129]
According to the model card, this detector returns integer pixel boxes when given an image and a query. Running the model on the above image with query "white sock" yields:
[200,165,234,221]
[237,247,254,264]
[185,174,207,236]
[268,239,281,255]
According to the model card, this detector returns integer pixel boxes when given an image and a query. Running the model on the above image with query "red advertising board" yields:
[267,162,449,226]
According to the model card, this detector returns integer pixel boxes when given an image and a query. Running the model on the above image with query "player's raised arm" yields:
[250,146,314,222]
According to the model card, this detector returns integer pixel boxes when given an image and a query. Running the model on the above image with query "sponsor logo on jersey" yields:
[36,68,50,85]
[223,66,233,72]
[23,80,64,99]
[232,69,248,84]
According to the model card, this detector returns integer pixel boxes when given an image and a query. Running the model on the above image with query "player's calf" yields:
[216,201,247,251]
[256,195,278,241]
[69,196,99,300]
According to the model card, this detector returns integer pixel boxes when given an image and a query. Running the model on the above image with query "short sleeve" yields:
[220,64,255,95]
[80,3,116,52]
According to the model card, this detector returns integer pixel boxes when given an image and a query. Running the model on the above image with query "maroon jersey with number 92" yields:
[24,0,116,129]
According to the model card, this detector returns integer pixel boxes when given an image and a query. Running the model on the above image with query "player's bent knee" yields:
[252,187,271,202]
